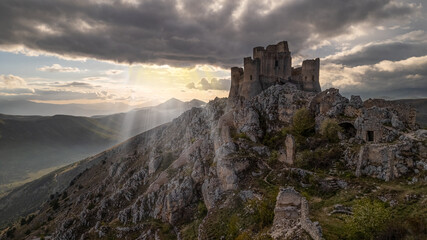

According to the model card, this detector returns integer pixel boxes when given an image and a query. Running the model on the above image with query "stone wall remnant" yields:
[270,187,323,240]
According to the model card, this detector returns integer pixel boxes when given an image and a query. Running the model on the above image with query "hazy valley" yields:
[0,98,204,195]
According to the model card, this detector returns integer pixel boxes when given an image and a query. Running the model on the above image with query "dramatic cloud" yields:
[186,78,231,91]
[321,55,427,99]
[37,64,82,72]
[0,74,35,94]
[324,31,427,67]
[0,0,419,67]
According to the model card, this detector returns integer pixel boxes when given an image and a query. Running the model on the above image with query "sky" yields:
[0,0,426,113]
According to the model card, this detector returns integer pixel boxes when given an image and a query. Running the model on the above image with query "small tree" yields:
[345,198,391,239]
[292,108,315,137]
[320,118,342,143]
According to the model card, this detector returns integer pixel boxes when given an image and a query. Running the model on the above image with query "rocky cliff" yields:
[1,82,426,239]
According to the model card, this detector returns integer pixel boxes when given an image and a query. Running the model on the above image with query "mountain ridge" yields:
[1,83,425,239]
[0,99,205,195]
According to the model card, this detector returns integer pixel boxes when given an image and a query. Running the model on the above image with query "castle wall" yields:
[301,58,321,92]
[239,57,262,99]
[363,99,417,129]
[255,42,292,86]
[291,67,303,88]
[253,46,265,60]
[276,41,290,53]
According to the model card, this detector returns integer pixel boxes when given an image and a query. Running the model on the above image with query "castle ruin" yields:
[229,41,321,100]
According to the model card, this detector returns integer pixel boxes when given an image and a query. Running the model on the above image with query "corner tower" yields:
[301,58,321,92]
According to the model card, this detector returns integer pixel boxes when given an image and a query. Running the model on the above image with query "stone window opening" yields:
[250,75,252,80]
[312,75,314,81]
[275,60,278,67]
[367,131,374,142]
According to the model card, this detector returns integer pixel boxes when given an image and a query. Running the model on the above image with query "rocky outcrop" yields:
[279,134,295,165]
[270,187,322,240]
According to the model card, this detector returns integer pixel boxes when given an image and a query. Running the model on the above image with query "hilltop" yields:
[0,42,426,240]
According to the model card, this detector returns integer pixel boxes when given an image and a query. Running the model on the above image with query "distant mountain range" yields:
[0,100,157,117]
[0,98,205,194]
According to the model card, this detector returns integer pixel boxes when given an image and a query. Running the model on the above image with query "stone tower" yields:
[229,41,321,100]
[291,58,321,93]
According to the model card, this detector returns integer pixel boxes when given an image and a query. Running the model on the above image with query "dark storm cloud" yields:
[325,31,427,67]
[0,0,418,67]
[327,42,427,66]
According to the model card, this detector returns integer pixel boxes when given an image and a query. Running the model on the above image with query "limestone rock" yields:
[148,154,162,174]
[285,134,296,165]
[349,95,363,108]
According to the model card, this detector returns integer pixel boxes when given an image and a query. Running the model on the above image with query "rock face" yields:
[270,187,322,240]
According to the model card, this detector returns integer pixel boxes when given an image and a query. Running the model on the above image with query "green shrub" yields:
[295,145,342,170]
[267,150,279,165]
[247,195,276,231]
[320,118,342,143]
[236,231,252,240]
[292,108,315,137]
[227,213,240,239]
[233,132,250,141]
[197,201,207,218]
[345,198,391,240]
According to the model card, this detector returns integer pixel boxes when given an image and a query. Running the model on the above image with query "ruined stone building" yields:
[229,41,321,100]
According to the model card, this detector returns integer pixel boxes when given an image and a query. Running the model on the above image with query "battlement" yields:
[244,57,256,65]
[229,41,321,100]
